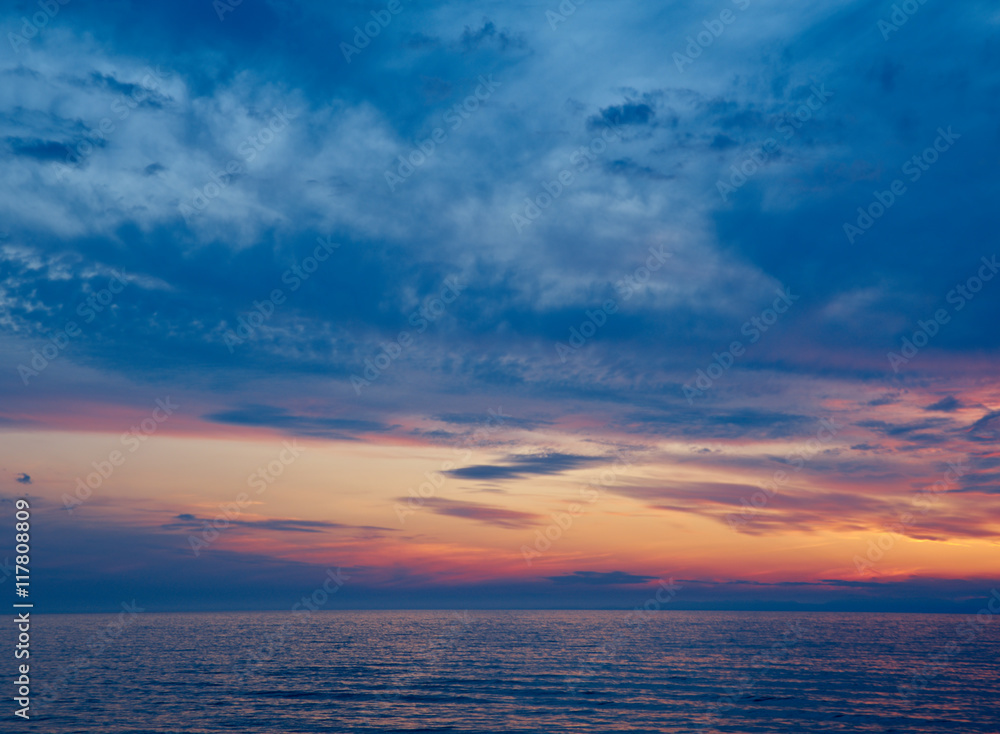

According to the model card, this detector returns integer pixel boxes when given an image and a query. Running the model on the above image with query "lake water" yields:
[10,610,1000,732]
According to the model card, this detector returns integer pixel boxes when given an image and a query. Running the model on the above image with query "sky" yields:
[0,0,998,613]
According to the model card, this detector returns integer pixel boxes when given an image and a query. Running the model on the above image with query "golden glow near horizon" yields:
[5,377,998,588]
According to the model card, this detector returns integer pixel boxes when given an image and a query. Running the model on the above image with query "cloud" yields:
[444,452,604,481]
[855,418,952,440]
[925,396,961,412]
[22,497,1000,612]
[412,497,541,529]
[459,19,525,52]
[162,515,395,534]
[1,0,998,614]
[15,473,31,484]
[434,412,546,430]
[5,137,75,162]
[867,395,899,407]
[204,405,395,439]
[622,408,813,440]
[588,102,654,130]
[967,411,1000,443]
[547,571,657,586]
[622,477,1000,542]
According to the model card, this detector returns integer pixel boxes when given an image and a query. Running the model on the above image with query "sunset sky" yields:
[1,0,998,612]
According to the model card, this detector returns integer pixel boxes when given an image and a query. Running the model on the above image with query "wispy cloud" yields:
[410,497,542,529]
[445,452,605,481]
[163,515,396,534]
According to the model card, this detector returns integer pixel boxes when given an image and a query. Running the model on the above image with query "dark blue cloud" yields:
[588,102,654,130]
[623,409,813,440]
[925,396,961,412]
[4,137,75,161]
[966,411,1000,443]
[204,405,395,438]
[459,19,525,52]
[445,452,605,481]
[548,571,657,586]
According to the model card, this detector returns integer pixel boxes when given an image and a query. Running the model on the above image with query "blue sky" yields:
[1,0,999,612]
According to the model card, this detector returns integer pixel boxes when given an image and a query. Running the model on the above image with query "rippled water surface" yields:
[11,611,1000,733]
